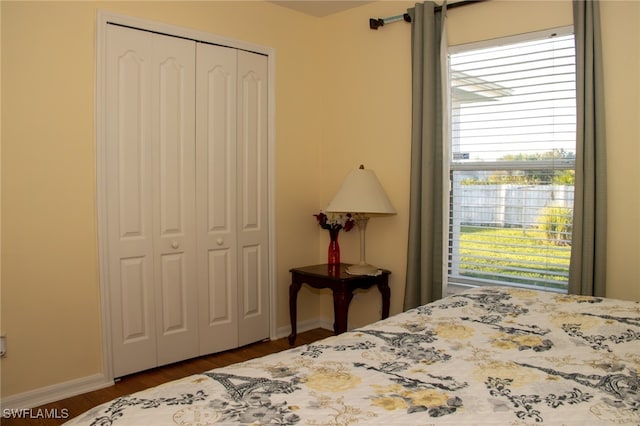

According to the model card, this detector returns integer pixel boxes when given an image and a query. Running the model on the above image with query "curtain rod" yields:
[369,0,484,30]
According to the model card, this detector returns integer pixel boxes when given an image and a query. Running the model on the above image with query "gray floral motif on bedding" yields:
[299,340,377,358]
[458,290,530,316]
[485,361,639,422]
[562,312,640,352]
[201,372,303,425]
[519,363,639,403]
[486,377,594,422]
[85,391,208,426]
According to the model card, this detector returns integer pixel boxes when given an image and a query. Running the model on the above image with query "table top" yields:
[290,263,390,281]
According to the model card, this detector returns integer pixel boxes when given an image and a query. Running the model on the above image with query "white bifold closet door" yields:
[195,43,269,355]
[105,24,198,377]
[105,24,269,378]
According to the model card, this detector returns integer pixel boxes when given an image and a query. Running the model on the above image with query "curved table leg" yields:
[288,280,302,345]
[377,281,391,319]
[332,290,354,334]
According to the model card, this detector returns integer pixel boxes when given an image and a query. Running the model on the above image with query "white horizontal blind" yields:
[447,29,576,293]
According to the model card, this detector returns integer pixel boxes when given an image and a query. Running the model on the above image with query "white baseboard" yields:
[4,321,334,410]
[274,317,333,340]
[1,373,113,410]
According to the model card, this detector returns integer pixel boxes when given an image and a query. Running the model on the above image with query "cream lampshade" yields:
[325,165,396,275]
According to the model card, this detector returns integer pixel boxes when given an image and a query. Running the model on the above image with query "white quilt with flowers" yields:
[66,287,639,425]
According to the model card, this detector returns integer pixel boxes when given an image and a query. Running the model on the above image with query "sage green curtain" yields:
[569,0,607,297]
[403,2,447,310]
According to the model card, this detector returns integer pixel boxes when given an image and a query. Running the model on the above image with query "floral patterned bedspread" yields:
[66,287,639,425]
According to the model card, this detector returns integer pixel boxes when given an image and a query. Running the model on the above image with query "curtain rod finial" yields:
[369,14,411,30]
[369,18,384,30]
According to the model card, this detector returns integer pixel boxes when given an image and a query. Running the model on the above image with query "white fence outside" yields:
[449,184,574,281]
[451,184,574,228]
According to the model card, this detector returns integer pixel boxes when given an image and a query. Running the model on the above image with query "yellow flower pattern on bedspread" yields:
[304,370,361,392]
[65,287,640,425]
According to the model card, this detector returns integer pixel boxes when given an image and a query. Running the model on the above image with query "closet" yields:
[104,23,269,378]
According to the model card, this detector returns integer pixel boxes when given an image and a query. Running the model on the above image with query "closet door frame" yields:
[95,10,276,381]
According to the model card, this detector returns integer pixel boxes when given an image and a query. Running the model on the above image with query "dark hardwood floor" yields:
[3,328,333,425]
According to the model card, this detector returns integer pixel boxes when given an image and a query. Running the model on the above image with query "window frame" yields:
[444,26,576,295]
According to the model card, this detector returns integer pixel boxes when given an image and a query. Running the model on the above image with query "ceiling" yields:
[269,1,374,18]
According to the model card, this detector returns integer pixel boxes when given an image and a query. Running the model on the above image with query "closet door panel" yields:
[117,66,146,240]
[120,257,151,342]
[158,59,189,235]
[237,51,269,346]
[106,24,157,377]
[241,245,261,317]
[196,43,239,354]
[159,254,187,331]
[152,35,199,367]
[207,249,233,322]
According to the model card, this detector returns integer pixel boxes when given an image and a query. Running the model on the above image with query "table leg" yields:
[332,290,354,334]
[378,281,390,319]
[288,280,302,345]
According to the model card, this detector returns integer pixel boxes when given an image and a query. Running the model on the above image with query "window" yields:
[447,27,576,293]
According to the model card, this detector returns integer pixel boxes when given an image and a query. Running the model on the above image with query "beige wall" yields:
[2,0,638,400]
[598,0,640,300]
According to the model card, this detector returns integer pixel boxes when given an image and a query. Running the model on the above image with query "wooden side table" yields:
[288,263,391,345]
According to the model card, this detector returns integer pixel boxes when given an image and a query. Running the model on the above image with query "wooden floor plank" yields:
[2,329,333,425]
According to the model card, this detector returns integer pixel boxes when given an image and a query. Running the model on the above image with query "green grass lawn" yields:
[455,225,571,290]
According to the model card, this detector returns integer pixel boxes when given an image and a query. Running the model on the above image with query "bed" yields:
[66,286,639,425]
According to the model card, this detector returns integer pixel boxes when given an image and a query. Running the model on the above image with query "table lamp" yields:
[325,165,396,275]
